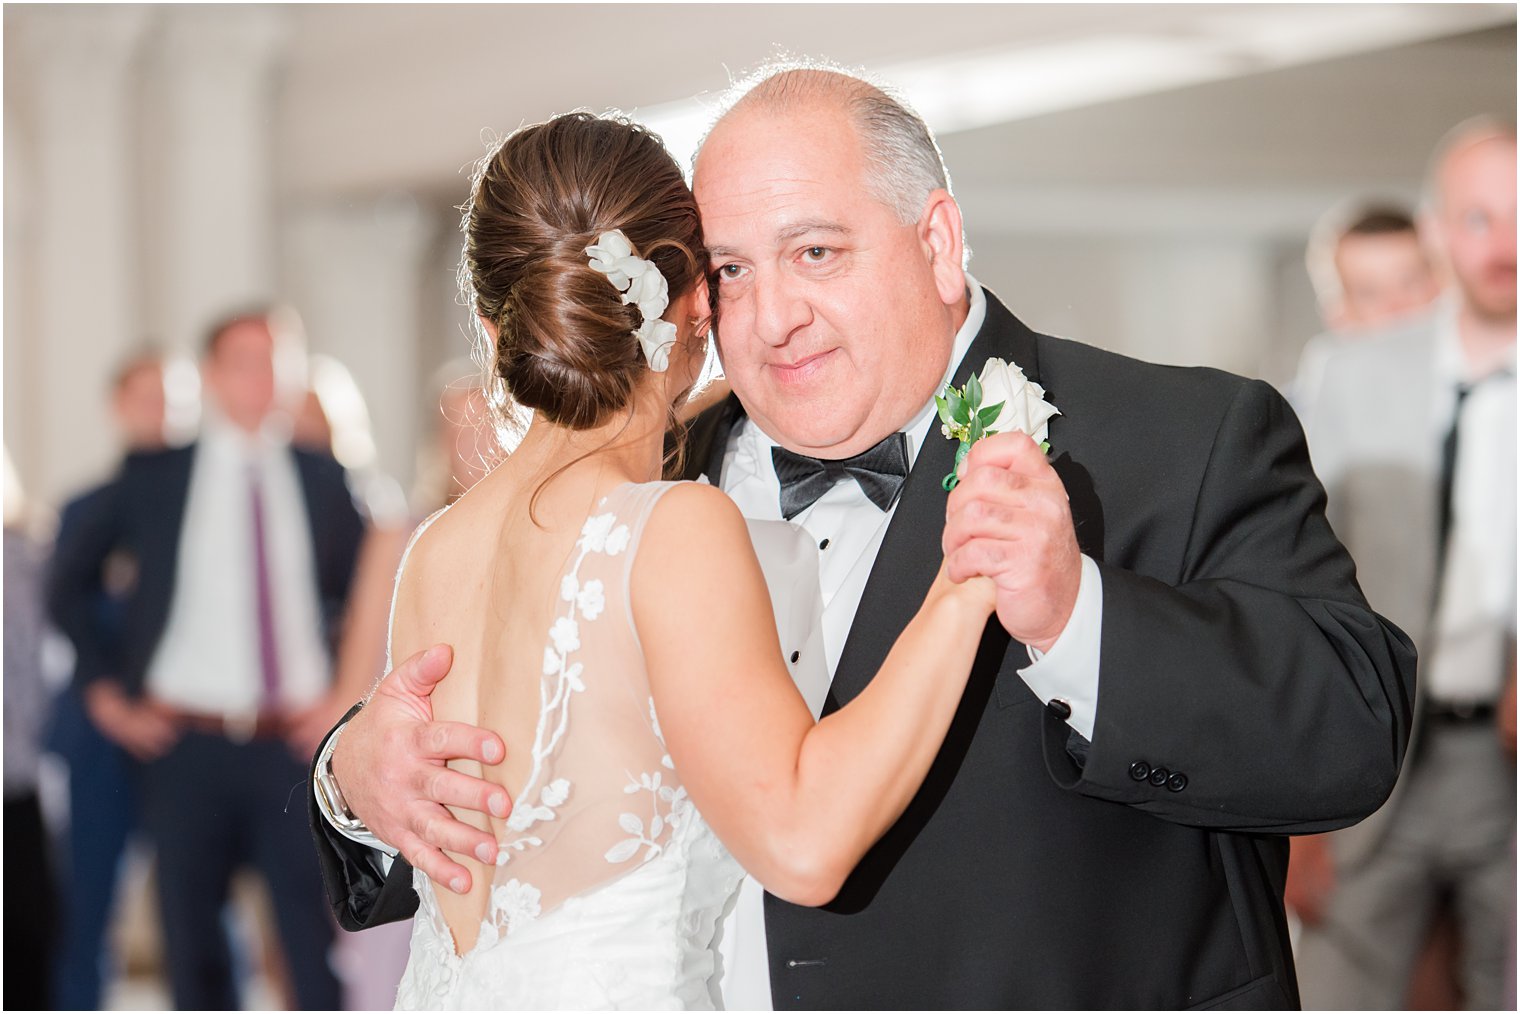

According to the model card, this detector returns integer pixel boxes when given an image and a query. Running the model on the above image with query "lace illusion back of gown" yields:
[393,481,746,1010]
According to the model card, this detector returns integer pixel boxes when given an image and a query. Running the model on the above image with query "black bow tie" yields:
[771,433,910,521]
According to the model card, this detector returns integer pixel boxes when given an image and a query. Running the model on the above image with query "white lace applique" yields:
[482,510,630,939]
[606,698,690,865]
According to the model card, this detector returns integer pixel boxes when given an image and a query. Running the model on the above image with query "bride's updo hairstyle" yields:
[463,112,705,431]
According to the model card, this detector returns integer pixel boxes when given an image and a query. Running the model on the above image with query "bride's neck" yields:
[513,381,670,485]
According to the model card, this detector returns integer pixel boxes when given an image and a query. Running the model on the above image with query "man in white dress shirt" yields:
[52,309,366,1009]
[1293,118,1517,1009]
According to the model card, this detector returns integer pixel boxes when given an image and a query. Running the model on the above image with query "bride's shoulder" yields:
[635,480,751,570]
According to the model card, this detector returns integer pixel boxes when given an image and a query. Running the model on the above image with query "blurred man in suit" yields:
[1294,118,1517,1010]
[50,308,365,1009]
[48,350,178,1009]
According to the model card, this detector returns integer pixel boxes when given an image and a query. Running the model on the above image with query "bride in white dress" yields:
[390,112,995,1009]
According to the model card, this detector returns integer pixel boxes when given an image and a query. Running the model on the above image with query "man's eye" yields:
[803,246,829,261]
[716,264,744,280]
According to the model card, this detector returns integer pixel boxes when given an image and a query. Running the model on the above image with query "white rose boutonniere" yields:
[935,357,1060,491]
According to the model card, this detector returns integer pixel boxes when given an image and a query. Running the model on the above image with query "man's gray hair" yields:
[701,59,954,226]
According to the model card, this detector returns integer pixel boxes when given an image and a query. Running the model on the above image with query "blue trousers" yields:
[140,730,340,1010]
[49,690,137,1010]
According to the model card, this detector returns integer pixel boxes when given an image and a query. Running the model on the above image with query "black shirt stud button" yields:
[1128,761,1151,782]
[1167,772,1188,793]
[818,538,830,550]
[1148,766,1170,787]
[1047,698,1072,721]
[790,650,800,664]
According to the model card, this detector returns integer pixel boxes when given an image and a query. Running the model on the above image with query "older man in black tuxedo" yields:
[310,68,1414,1008]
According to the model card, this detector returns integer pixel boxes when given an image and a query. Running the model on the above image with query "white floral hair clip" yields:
[584,229,676,372]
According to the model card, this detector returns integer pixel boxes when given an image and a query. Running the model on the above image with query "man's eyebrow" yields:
[706,222,853,262]
[776,221,851,242]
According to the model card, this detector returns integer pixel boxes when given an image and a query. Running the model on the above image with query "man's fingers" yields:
[397,833,474,895]
[413,719,507,768]
[963,430,1048,475]
[387,643,455,697]
[411,763,512,821]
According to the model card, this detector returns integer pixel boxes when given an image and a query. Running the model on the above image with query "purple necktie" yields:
[249,464,283,708]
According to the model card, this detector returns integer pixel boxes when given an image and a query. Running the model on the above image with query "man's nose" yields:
[751,273,811,347]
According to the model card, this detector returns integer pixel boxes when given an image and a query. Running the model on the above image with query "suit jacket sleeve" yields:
[308,704,421,931]
[47,482,124,688]
[1045,378,1416,833]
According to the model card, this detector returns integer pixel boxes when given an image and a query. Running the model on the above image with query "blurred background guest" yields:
[1286,202,1444,412]
[1307,201,1443,334]
[46,349,183,1010]
[4,449,59,1011]
[48,307,366,1009]
[1293,118,1517,1011]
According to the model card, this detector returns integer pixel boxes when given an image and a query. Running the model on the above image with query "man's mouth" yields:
[768,349,836,384]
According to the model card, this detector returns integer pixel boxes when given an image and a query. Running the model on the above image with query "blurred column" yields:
[8,7,149,505]
[282,196,437,489]
[140,6,286,353]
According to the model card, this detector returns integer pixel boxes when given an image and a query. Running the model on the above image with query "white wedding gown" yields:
[393,482,751,1010]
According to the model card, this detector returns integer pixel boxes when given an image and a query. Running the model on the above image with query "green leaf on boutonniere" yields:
[968,416,985,444]
[934,394,954,427]
[945,386,967,425]
[1039,440,1051,454]
[964,371,983,411]
[977,401,1004,428]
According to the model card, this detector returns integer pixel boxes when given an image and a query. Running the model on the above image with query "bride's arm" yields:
[633,482,995,907]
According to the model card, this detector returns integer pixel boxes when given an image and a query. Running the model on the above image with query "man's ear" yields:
[919,189,966,306]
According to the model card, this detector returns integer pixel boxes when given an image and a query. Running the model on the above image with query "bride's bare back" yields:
[390,454,697,955]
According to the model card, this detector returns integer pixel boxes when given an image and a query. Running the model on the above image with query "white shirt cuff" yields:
[1017,554,1102,741]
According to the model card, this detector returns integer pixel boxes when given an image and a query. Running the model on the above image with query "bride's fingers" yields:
[413,764,513,822]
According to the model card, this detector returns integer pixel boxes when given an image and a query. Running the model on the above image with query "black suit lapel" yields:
[677,393,747,482]
[825,290,1042,710]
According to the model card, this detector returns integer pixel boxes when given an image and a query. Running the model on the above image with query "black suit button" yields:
[1167,772,1188,792]
[1129,761,1151,781]
[1046,698,1072,721]
[1148,766,1170,787]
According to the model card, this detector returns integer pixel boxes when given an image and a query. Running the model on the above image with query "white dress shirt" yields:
[713,278,1104,1009]
[146,412,332,716]
[1424,319,1517,704]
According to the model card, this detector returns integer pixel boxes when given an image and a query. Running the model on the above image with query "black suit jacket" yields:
[310,291,1415,1008]
[48,442,366,698]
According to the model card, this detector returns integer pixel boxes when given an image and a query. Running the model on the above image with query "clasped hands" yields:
[330,432,1081,892]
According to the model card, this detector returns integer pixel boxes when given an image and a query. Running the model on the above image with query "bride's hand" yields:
[330,645,511,894]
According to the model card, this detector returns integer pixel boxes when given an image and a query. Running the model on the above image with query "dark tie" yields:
[1433,382,1472,606]
[772,433,910,521]
[249,464,283,707]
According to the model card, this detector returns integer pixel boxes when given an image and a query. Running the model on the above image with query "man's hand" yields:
[942,432,1082,653]
[1285,833,1335,925]
[84,680,179,761]
[329,644,510,894]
